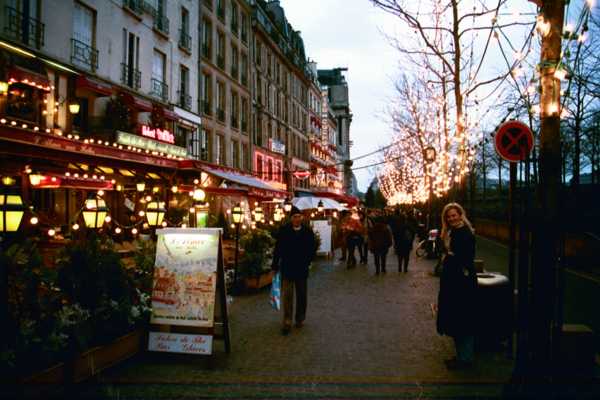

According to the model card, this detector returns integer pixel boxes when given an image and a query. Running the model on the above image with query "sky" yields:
[280,0,402,192]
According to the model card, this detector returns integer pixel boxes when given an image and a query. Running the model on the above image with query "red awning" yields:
[76,75,112,96]
[7,66,51,91]
[120,92,153,112]
[312,191,360,207]
[163,108,178,121]
[29,174,114,190]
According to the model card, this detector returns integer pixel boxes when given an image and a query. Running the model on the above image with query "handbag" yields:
[269,271,281,311]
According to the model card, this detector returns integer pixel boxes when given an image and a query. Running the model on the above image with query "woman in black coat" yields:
[436,202,477,369]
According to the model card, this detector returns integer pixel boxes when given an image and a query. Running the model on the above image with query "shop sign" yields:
[148,332,213,355]
[150,228,219,327]
[117,131,187,158]
[141,125,175,144]
[269,138,286,155]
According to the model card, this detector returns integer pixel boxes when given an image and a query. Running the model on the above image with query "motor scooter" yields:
[415,229,442,260]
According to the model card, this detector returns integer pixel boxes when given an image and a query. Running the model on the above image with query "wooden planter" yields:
[244,270,274,290]
[23,329,143,384]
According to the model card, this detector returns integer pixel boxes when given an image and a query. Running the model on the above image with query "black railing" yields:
[178,90,191,110]
[201,43,210,58]
[123,0,143,14]
[231,115,238,128]
[231,65,238,79]
[241,73,248,86]
[217,6,225,21]
[70,38,98,70]
[153,13,169,35]
[202,100,212,115]
[203,0,213,10]
[151,78,168,102]
[231,22,238,36]
[120,63,141,90]
[179,29,191,52]
[4,6,45,48]
[217,108,225,122]
[241,29,247,44]
[241,120,248,132]
[216,55,225,69]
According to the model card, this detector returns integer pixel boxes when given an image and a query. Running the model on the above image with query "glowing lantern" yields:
[146,201,166,227]
[0,193,26,232]
[82,197,108,229]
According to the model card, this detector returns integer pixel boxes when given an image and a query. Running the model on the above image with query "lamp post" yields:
[82,197,109,229]
[253,206,263,223]
[231,203,244,291]
[317,200,324,215]
[424,146,436,230]
[146,201,166,227]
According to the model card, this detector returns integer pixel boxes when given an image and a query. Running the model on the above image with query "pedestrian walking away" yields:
[367,216,393,274]
[389,209,415,273]
[342,212,365,268]
[435,202,477,369]
[271,206,317,336]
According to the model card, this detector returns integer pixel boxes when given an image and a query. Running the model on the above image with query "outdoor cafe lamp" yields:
[231,203,244,293]
[317,200,324,214]
[68,101,80,115]
[193,188,206,202]
[146,201,166,227]
[136,182,146,192]
[82,197,109,229]
[0,193,26,233]
[253,206,263,222]
[273,208,283,223]
[283,199,292,213]
[232,204,244,224]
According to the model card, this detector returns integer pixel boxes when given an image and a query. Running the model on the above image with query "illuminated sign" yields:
[117,131,187,158]
[141,125,175,144]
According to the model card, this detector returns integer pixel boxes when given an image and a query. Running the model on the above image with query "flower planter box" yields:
[244,270,274,290]
[22,329,143,385]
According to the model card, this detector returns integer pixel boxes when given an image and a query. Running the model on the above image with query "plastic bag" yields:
[269,271,281,311]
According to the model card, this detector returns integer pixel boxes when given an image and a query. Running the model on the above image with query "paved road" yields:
[70,239,517,399]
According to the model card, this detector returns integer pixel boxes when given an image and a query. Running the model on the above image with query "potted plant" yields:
[238,228,275,289]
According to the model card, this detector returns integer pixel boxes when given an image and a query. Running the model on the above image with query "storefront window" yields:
[6,84,42,123]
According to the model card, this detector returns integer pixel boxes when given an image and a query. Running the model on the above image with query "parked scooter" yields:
[415,229,442,260]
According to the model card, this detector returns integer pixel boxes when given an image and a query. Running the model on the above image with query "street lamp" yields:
[424,146,436,230]
[146,201,166,227]
[253,206,263,223]
[273,207,283,223]
[317,200,324,214]
[231,203,244,292]
[0,193,25,233]
[82,197,108,229]
[283,199,292,213]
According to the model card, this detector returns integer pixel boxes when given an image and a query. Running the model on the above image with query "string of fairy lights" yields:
[377,0,596,205]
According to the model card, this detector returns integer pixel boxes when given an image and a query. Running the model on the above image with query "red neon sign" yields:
[141,125,175,144]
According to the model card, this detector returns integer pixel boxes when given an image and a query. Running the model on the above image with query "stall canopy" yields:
[292,197,347,211]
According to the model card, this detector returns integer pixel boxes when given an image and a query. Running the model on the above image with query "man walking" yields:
[271,206,317,335]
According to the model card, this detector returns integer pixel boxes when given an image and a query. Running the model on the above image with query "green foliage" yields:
[239,228,275,278]
[105,94,133,132]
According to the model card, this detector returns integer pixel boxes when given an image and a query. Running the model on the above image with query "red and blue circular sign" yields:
[494,120,534,162]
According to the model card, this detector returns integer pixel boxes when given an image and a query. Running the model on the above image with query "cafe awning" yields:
[7,66,51,91]
[76,75,112,96]
[200,165,288,199]
[120,92,153,112]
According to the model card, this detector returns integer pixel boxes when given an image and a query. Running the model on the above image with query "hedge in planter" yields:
[238,228,275,279]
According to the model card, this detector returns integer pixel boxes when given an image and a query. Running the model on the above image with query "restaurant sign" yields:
[141,125,175,144]
[117,131,187,158]
[269,138,286,155]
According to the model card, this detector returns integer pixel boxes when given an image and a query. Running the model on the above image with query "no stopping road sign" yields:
[494,120,534,162]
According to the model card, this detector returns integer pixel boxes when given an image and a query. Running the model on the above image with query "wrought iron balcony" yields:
[202,100,212,115]
[150,78,168,102]
[241,73,248,86]
[123,0,143,15]
[231,115,238,129]
[231,21,238,36]
[201,43,211,58]
[217,108,225,122]
[178,90,191,111]
[3,6,45,49]
[178,29,191,52]
[217,6,225,21]
[241,120,248,132]
[153,13,169,35]
[120,63,141,90]
[241,29,248,44]
[231,65,238,80]
[70,38,98,71]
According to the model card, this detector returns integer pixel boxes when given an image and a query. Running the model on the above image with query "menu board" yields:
[150,228,219,327]
[311,220,332,255]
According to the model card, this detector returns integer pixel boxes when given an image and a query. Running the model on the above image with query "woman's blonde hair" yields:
[440,202,474,249]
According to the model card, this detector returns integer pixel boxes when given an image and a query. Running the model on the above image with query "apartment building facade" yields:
[200,0,252,173]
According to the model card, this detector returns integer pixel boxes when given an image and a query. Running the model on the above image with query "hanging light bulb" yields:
[131,228,138,235]
[115,227,122,234]
[72,223,80,231]
[30,216,39,225]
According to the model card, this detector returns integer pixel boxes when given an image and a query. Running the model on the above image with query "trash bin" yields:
[475,272,513,349]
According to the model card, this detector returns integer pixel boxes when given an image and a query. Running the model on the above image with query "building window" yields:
[241,97,248,133]
[201,71,212,115]
[201,19,212,59]
[151,49,168,101]
[216,31,225,69]
[72,2,97,71]
[231,140,239,169]
[240,52,248,86]
[231,90,238,128]
[230,44,238,80]
[256,154,263,179]
[216,0,225,21]
[176,125,189,149]
[200,128,209,161]
[179,65,191,110]
[267,159,273,181]
[241,12,248,44]
[242,142,248,171]
[121,30,141,89]
[4,0,44,48]
[216,80,225,122]
[256,40,262,66]
[216,134,225,165]
[179,6,191,52]
[231,1,238,35]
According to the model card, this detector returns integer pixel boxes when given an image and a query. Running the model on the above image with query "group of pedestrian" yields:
[270,201,478,371]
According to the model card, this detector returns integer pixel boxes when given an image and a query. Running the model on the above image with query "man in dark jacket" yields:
[271,206,317,335]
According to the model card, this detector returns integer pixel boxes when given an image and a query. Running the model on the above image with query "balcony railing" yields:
[123,0,143,15]
[150,78,168,102]
[203,0,213,10]
[201,43,211,58]
[202,100,212,115]
[178,29,191,52]
[217,6,225,21]
[231,115,238,128]
[231,21,238,36]
[70,38,98,71]
[231,66,238,80]
[4,6,45,49]
[120,63,141,90]
[216,55,225,69]
[217,108,225,122]
[241,120,248,132]
[178,90,191,111]
[241,73,248,86]
[241,29,247,44]
[153,13,169,35]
